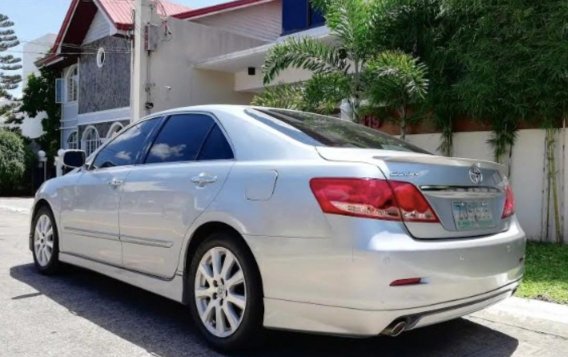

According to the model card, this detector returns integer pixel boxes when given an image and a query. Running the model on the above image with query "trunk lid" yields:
[316,147,510,239]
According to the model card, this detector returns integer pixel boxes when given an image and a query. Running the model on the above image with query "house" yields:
[192,0,327,94]
[37,0,325,156]
[37,0,189,155]
[35,0,568,242]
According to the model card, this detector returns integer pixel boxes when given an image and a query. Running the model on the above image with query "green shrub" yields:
[0,129,26,195]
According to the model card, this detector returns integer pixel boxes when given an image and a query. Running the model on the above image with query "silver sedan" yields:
[30,105,525,351]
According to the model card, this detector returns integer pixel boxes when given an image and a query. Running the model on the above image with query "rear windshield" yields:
[246,108,430,154]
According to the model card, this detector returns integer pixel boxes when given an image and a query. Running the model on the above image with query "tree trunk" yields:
[507,143,513,178]
[545,128,563,244]
[350,59,361,122]
[399,105,407,141]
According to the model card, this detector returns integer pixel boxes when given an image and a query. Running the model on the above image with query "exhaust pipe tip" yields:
[382,319,407,337]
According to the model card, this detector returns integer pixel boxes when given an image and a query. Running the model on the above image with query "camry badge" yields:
[469,165,483,185]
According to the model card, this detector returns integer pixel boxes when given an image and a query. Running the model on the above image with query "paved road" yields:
[1,198,567,357]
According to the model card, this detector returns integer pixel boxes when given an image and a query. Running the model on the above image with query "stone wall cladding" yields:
[78,36,131,114]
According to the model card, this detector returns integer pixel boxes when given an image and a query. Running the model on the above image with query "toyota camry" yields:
[30,105,525,350]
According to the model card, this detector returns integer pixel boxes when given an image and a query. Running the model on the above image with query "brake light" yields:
[309,178,439,222]
[502,184,516,218]
[390,277,423,286]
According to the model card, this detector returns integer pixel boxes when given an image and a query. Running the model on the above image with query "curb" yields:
[470,297,568,339]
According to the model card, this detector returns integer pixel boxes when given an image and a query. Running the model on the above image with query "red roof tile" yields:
[38,0,191,67]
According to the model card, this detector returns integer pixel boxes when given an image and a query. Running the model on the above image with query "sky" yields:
[2,0,227,97]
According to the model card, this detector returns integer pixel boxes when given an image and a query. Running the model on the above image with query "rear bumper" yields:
[245,216,525,335]
[263,279,519,336]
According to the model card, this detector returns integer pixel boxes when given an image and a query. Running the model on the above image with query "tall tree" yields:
[261,0,429,127]
[0,13,22,97]
[375,0,567,241]
[20,69,61,163]
[0,13,23,127]
[262,0,381,121]
[374,0,464,155]
[366,51,429,140]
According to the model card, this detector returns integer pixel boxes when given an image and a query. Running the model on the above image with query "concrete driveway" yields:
[1,198,567,357]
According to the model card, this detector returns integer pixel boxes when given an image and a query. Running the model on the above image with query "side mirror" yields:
[62,150,86,168]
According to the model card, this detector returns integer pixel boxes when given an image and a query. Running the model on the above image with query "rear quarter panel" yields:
[180,158,390,305]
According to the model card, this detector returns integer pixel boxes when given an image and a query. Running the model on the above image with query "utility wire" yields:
[2,50,131,55]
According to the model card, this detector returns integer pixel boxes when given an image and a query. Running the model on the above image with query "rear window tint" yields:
[145,114,214,164]
[246,108,429,154]
[197,125,234,160]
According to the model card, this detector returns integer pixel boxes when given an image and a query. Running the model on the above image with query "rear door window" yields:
[197,125,233,160]
[145,113,233,164]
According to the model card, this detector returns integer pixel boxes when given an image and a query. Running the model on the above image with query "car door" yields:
[119,113,235,278]
[59,118,161,265]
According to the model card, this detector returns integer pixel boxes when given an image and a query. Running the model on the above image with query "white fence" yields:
[407,129,567,243]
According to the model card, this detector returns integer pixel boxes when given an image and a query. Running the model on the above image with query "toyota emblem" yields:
[469,165,483,185]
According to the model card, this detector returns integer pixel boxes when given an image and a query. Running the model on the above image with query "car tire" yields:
[188,231,264,351]
[31,205,61,275]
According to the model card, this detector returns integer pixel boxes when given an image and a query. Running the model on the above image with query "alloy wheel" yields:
[194,246,247,338]
[34,214,54,267]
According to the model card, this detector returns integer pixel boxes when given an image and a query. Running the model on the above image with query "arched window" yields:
[106,122,124,140]
[82,126,101,156]
[66,65,78,102]
[66,131,78,150]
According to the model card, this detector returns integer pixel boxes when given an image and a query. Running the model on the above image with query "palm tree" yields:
[262,0,380,121]
[262,0,429,129]
[366,51,429,140]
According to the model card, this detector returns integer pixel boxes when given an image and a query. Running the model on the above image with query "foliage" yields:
[444,0,567,240]
[366,51,429,139]
[303,73,351,114]
[0,100,23,129]
[262,0,431,127]
[252,74,349,115]
[263,37,350,85]
[0,13,23,126]
[0,13,21,95]
[0,129,25,194]
[432,113,454,156]
[444,0,567,164]
[262,0,384,121]
[371,0,568,159]
[517,242,568,304]
[373,0,464,154]
[251,83,306,111]
[20,69,61,163]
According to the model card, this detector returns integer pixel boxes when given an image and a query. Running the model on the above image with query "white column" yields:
[131,0,153,123]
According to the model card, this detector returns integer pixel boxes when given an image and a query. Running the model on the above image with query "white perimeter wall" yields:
[406,129,567,243]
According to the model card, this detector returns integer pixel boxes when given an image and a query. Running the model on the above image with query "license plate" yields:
[452,200,494,231]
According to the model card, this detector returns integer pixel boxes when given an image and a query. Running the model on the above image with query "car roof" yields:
[147,104,253,118]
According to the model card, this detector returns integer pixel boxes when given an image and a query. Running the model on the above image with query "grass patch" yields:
[517,241,568,304]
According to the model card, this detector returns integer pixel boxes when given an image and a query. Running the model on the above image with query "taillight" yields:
[309,178,439,222]
[502,184,516,218]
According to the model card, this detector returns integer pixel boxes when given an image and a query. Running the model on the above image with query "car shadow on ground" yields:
[10,263,519,357]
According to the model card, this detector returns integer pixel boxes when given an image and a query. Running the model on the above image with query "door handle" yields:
[191,173,218,187]
[108,178,124,187]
